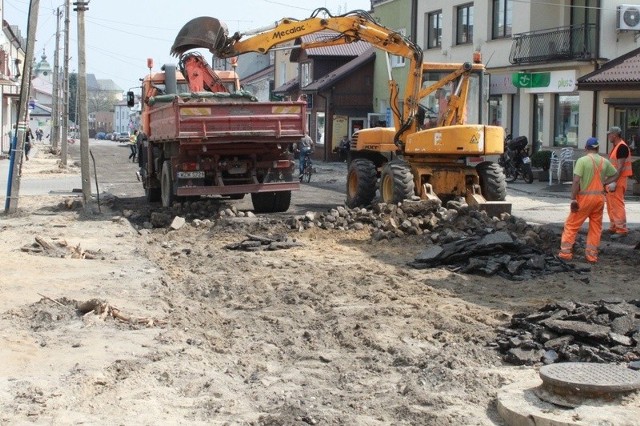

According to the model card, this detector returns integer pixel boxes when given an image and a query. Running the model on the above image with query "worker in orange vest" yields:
[559,137,618,263]
[605,126,632,238]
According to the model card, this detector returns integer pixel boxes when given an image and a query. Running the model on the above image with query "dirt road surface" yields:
[1,141,638,424]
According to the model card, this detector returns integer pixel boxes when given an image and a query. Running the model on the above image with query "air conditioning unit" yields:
[618,4,640,31]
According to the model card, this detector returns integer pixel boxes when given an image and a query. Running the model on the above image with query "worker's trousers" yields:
[559,195,605,263]
[605,176,628,234]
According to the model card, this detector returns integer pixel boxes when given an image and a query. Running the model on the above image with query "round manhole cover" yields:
[540,363,640,394]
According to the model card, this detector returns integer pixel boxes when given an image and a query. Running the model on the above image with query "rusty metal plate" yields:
[540,362,640,394]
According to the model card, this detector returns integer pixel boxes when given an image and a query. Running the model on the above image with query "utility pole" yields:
[51,6,62,150]
[74,0,91,209]
[6,0,40,214]
[61,0,70,165]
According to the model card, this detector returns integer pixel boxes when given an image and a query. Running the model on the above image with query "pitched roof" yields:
[97,79,123,92]
[302,47,375,92]
[577,46,640,90]
[273,77,299,95]
[291,31,372,60]
[242,64,274,84]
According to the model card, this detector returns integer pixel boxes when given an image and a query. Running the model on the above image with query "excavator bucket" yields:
[171,17,229,57]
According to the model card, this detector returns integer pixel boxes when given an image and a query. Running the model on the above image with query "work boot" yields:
[586,256,597,263]
[558,252,572,261]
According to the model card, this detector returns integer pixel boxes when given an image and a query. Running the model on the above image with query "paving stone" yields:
[416,245,444,263]
[505,348,544,366]
[543,319,610,340]
[543,335,574,350]
[612,315,636,335]
[609,332,633,346]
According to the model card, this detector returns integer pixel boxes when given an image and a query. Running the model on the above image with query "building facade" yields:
[1,18,25,155]
[412,0,639,155]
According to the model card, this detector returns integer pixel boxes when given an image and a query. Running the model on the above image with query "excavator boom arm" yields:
[171,9,423,142]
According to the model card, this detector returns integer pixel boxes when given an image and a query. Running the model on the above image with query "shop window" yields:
[533,94,544,152]
[554,94,579,147]
[316,112,325,146]
[489,95,502,127]
[613,106,640,155]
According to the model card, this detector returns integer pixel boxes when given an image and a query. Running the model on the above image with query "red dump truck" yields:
[135,55,303,212]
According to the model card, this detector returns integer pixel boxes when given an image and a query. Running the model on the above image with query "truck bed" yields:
[148,96,306,143]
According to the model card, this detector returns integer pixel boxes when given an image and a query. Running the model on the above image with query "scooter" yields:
[499,135,534,184]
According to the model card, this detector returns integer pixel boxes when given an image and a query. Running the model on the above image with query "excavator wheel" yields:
[476,161,507,201]
[171,17,229,57]
[380,160,415,204]
[346,158,377,208]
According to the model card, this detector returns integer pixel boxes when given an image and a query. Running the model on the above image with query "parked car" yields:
[105,132,113,140]
[96,132,106,140]
[117,132,130,142]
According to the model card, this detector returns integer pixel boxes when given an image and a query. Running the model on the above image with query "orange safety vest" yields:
[578,155,605,198]
[610,141,633,178]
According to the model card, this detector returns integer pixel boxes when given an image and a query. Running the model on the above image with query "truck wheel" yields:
[161,160,175,207]
[273,191,291,212]
[346,158,377,208]
[380,160,415,204]
[476,161,507,201]
[146,187,161,203]
[251,191,291,213]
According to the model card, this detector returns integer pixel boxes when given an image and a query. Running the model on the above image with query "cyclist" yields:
[297,131,315,178]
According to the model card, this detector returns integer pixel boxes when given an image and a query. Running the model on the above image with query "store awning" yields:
[577,46,640,91]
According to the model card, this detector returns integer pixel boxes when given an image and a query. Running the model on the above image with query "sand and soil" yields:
[1,145,639,425]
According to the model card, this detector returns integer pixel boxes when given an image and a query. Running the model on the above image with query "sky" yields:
[3,0,372,93]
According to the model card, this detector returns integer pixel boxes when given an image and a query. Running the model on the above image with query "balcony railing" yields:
[509,24,597,65]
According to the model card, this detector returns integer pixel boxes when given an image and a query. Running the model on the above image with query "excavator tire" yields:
[251,191,291,213]
[380,160,415,204]
[476,161,507,201]
[346,158,377,208]
[161,160,176,207]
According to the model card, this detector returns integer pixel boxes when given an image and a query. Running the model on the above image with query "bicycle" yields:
[299,152,312,183]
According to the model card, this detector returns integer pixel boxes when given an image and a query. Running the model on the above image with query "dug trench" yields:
[1,193,639,424]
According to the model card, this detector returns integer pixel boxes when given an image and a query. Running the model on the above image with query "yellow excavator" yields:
[171,8,510,215]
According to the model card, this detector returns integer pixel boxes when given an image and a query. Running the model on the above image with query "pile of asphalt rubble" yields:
[496,299,640,368]
[136,197,577,280]
[286,197,575,281]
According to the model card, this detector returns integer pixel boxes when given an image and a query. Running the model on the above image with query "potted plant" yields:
[531,150,552,171]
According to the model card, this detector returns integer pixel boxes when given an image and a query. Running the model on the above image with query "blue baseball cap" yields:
[585,137,599,149]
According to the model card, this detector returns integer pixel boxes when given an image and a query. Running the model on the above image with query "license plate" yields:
[522,157,531,164]
[177,171,205,179]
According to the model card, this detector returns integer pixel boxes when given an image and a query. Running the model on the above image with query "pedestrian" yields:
[24,127,34,161]
[605,126,632,238]
[558,137,618,263]
[337,135,350,162]
[136,130,146,169]
[128,130,138,162]
[297,131,314,177]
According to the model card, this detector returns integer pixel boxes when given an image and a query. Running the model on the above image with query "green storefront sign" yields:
[512,72,551,89]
